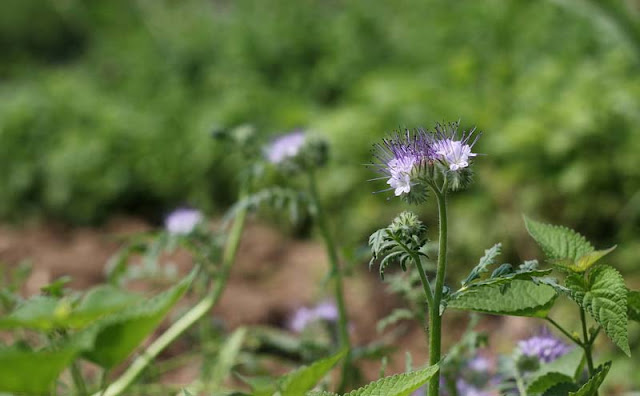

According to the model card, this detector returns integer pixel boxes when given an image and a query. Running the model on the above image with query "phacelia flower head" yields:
[518,328,571,363]
[432,121,479,172]
[372,122,480,201]
[165,208,203,235]
[287,301,338,333]
[266,130,307,164]
[372,129,437,203]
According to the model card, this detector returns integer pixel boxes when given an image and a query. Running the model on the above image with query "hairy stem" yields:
[308,170,352,392]
[70,360,88,396]
[391,235,434,309]
[94,188,250,396]
[428,179,448,396]
[580,307,595,376]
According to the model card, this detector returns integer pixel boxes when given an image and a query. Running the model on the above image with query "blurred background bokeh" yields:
[2,0,640,392]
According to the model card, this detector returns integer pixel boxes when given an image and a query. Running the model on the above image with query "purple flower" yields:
[288,301,338,333]
[432,122,479,172]
[165,208,203,235]
[265,131,306,164]
[372,129,437,197]
[518,328,571,363]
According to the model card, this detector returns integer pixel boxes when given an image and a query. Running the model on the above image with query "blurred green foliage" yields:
[1,0,640,271]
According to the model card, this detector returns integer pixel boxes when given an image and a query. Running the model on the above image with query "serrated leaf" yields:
[628,290,640,322]
[447,280,557,317]
[376,308,414,333]
[82,272,194,368]
[565,266,629,356]
[209,327,247,389]
[569,361,611,396]
[279,349,347,395]
[343,364,438,396]
[0,343,79,394]
[461,243,502,286]
[524,217,594,263]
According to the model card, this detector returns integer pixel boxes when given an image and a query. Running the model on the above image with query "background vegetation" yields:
[1,0,640,390]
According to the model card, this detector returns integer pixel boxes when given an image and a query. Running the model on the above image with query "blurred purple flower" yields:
[467,355,492,372]
[165,208,203,235]
[288,301,338,332]
[266,130,306,164]
[432,122,479,172]
[518,328,571,363]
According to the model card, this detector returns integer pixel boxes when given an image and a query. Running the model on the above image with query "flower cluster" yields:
[287,301,339,333]
[517,328,571,363]
[372,122,479,202]
[165,208,203,235]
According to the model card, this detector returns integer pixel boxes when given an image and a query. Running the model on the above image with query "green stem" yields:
[70,360,88,396]
[515,368,528,396]
[428,179,448,396]
[94,188,250,396]
[580,307,595,376]
[545,316,582,346]
[308,170,352,392]
[390,235,434,309]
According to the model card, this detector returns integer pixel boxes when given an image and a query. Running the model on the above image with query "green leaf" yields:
[527,348,584,393]
[0,286,140,331]
[343,364,439,396]
[523,217,615,273]
[0,296,63,330]
[279,349,347,396]
[461,243,502,286]
[447,280,557,317]
[40,276,72,297]
[82,272,194,368]
[67,285,140,328]
[565,266,629,356]
[524,216,594,262]
[628,290,640,322]
[209,327,247,389]
[0,343,79,394]
[528,372,574,394]
[568,246,616,272]
[542,382,579,396]
[569,361,611,396]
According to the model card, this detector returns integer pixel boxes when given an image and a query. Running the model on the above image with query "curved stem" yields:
[95,188,250,396]
[428,179,448,396]
[308,170,352,392]
[545,316,583,346]
[390,235,434,308]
